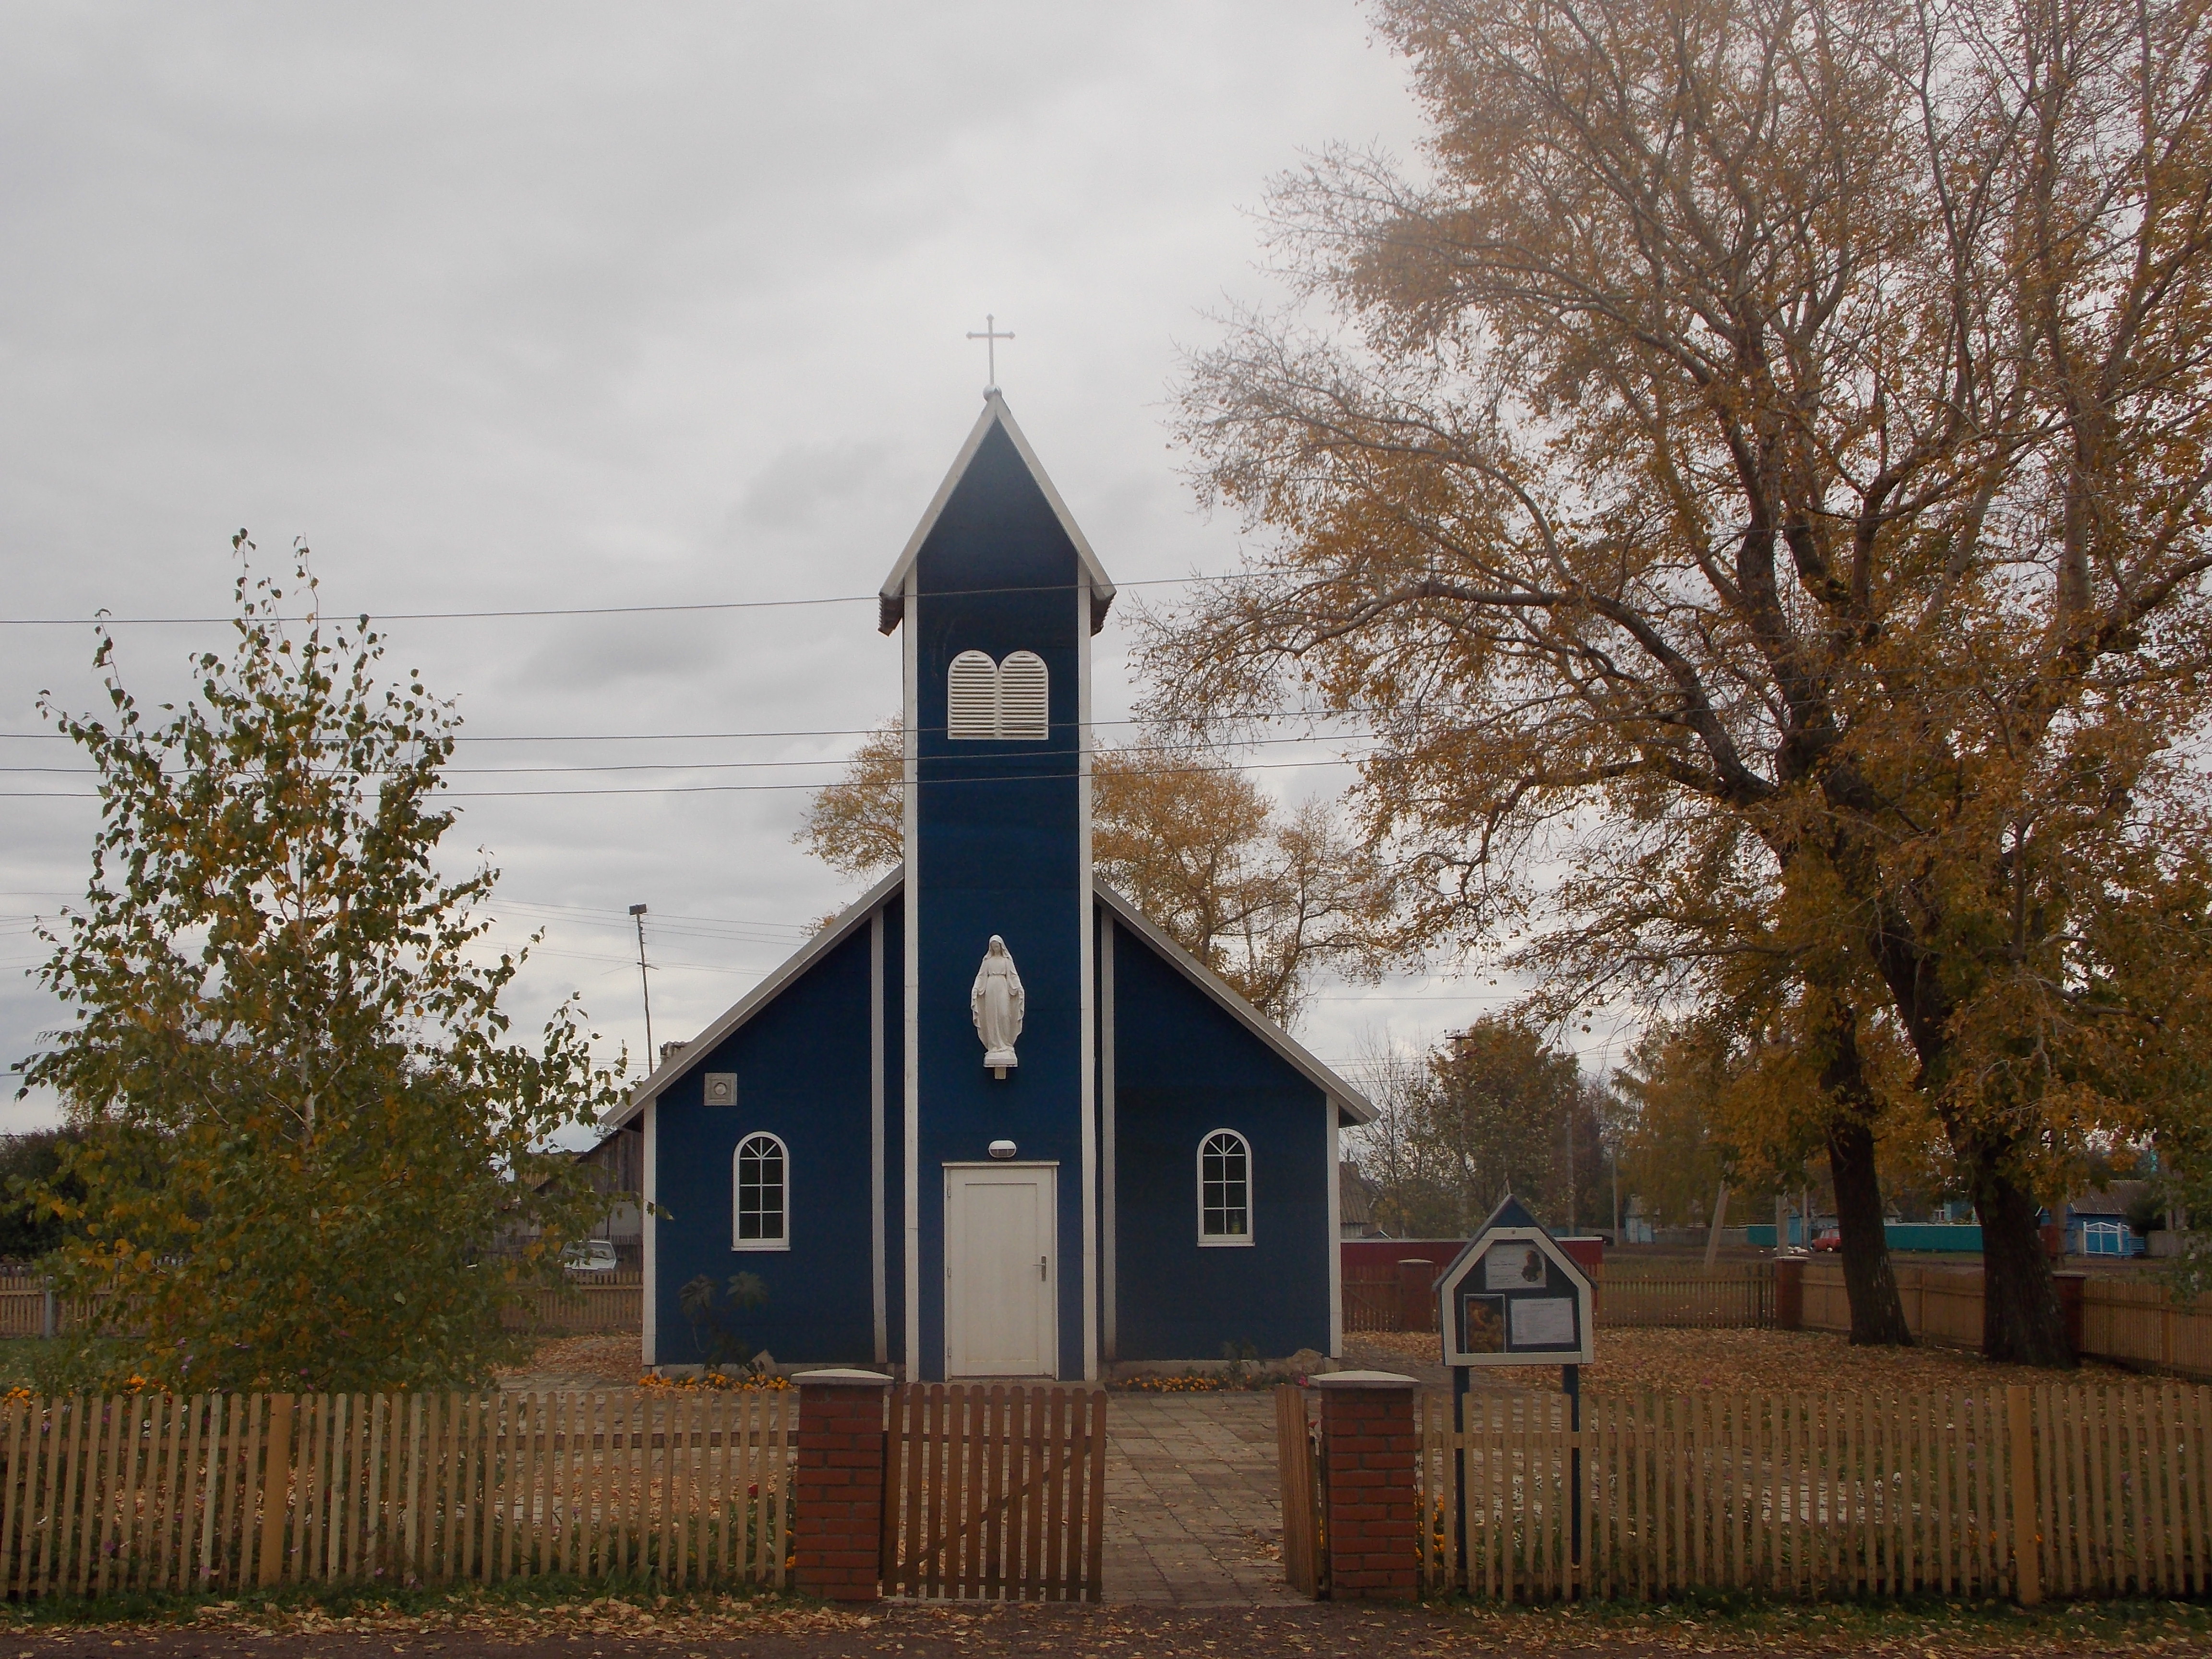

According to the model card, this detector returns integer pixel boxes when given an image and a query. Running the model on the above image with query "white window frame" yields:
[1196,1128,1254,1247]
[733,1131,791,1251]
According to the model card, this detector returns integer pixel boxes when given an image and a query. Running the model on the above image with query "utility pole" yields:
[629,903,655,1067]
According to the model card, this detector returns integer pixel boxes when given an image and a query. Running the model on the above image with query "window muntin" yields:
[1198,1130,1252,1245]
[945,650,1049,742]
[733,1132,789,1250]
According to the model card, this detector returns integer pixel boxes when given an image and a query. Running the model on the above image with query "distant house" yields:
[576,1123,644,1263]
[1339,1164,1385,1239]
[2061,1181,2152,1258]
[1620,1196,1656,1246]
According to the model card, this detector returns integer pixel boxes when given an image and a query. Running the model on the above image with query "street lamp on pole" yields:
[629,903,654,1067]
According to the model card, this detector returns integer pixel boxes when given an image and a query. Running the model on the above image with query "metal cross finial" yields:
[966,314,1014,393]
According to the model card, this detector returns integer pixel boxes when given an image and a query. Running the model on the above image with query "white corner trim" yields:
[1077,577,1098,1384]
[902,563,922,1382]
[870,908,887,1366]
[1326,1109,1343,1357]
[642,1098,658,1368]
[1099,912,1117,1364]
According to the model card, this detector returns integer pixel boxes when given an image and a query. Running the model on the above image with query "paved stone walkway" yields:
[1100,1392,1301,1606]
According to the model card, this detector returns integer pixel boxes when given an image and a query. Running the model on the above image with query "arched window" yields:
[997,651,1049,740]
[947,650,998,741]
[1198,1130,1252,1245]
[733,1132,789,1250]
[945,650,1049,741]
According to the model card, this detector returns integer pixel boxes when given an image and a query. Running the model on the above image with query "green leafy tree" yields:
[0,1131,86,1261]
[20,540,625,1393]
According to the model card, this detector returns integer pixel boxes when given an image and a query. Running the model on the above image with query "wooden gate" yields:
[879,1383,1106,1600]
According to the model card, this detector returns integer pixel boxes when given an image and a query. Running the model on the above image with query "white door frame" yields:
[943,1161,1058,1378]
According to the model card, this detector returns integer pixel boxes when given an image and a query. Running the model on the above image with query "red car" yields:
[1812,1226,1843,1251]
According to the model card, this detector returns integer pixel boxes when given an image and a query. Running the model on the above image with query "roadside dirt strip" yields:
[1,1600,2206,1659]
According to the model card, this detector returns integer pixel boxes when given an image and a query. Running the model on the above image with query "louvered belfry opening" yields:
[945,649,1048,742]
[947,650,999,740]
[997,651,1048,740]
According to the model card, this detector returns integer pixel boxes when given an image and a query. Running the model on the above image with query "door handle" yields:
[1039,1255,1048,1281]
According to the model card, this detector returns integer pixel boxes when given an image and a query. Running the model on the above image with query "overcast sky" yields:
[0,2,1593,1136]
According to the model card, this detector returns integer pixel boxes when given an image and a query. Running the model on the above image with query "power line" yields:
[0,713,1365,743]
[0,573,1247,629]
[0,732,1374,776]
[0,752,1372,802]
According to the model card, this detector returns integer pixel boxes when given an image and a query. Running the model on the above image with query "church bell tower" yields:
[877,392,1116,1381]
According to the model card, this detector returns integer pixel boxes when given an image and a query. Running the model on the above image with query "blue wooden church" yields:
[606,393,1373,1382]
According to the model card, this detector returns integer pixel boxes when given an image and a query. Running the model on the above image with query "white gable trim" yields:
[877,392,1117,636]
[603,864,905,1130]
[1092,884,1376,1126]
[605,864,1375,1133]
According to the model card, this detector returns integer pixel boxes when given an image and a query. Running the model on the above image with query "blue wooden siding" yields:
[1106,916,1333,1361]
[911,420,1088,1379]
[650,922,881,1367]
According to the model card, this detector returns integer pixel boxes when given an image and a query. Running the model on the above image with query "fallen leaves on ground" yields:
[1345,1327,2138,1396]
[494,1334,641,1386]
[4,1595,2209,1657]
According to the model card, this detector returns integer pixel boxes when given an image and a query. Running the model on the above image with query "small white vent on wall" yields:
[945,650,1049,741]
[997,652,1048,740]
[948,651,999,740]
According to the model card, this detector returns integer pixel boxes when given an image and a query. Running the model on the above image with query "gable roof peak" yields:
[878,391,1117,637]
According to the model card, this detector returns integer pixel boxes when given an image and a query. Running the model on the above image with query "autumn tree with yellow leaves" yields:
[799,719,1389,1025]
[1150,0,2212,1362]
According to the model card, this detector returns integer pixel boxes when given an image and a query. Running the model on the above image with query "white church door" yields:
[944,1164,1058,1377]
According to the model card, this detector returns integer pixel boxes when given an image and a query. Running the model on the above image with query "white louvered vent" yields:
[997,651,1049,741]
[948,650,999,740]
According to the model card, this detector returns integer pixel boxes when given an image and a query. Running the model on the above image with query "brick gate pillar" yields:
[1310,1370,1419,1599]
[792,1368,893,1601]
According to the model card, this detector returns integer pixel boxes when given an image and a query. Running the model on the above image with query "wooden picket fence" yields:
[498,1285,642,1334]
[1416,1381,2212,1601]
[1341,1271,1407,1335]
[879,1383,1106,1601]
[0,1389,793,1599]
[1598,1270,1774,1330]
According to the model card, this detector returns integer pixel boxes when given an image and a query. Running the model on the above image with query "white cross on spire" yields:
[966,313,1014,394]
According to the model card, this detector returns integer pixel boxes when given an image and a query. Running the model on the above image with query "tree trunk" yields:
[1818,1003,1913,1346]
[1825,1109,1914,1346]
[1966,1134,2074,1366]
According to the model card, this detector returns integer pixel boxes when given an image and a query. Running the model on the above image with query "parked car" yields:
[1812,1226,1843,1252]
[562,1239,620,1274]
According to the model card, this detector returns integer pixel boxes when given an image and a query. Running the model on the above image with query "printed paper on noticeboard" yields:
[1508,1296,1577,1348]
[1483,1244,1547,1291]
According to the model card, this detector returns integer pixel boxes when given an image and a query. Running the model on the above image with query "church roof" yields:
[877,392,1118,637]
[602,866,1375,1130]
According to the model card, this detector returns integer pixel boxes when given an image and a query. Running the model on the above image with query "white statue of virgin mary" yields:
[971,935,1025,1077]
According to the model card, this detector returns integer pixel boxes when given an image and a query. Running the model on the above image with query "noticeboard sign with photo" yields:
[1436,1194,1596,1367]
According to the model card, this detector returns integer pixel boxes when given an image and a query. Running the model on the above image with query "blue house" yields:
[604,393,1373,1382]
